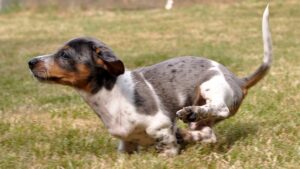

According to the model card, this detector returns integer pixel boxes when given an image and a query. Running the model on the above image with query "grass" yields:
[0,0,300,168]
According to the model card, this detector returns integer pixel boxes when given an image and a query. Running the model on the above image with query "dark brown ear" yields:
[92,43,125,76]
[105,60,125,76]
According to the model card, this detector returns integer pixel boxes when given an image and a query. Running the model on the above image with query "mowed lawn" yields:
[0,0,299,168]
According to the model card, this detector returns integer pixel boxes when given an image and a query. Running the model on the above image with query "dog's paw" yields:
[185,127,217,144]
[176,106,198,123]
[158,146,179,157]
[199,127,217,144]
[190,127,217,143]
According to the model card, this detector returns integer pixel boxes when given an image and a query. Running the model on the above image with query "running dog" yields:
[28,5,272,156]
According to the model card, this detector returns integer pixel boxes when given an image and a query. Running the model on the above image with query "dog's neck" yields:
[79,68,118,94]
[78,71,132,109]
[78,70,133,100]
[77,71,136,134]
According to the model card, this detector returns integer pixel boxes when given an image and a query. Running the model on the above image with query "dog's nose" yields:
[28,58,38,69]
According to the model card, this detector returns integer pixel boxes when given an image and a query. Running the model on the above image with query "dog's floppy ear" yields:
[91,42,125,76]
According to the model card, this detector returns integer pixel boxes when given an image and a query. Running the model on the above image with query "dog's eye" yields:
[60,52,70,60]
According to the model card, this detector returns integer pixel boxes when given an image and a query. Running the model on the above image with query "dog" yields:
[28,5,271,156]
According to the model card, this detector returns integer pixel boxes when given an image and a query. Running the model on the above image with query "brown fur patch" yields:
[95,47,101,54]
[47,61,92,89]
[243,64,270,89]
[176,128,194,143]
[95,58,108,70]
[63,45,70,50]
[30,61,48,78]
[193,86,206,106]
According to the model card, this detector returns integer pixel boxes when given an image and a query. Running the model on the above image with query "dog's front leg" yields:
[146,123,179,157]
[118,140,138,154]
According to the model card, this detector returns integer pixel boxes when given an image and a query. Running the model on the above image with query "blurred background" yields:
[0,0,235,11]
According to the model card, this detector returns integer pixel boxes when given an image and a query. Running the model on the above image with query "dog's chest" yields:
[92,96,154,145]
[79,72,156,145]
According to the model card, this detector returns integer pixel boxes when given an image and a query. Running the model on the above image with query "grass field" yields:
[0,0,299,168]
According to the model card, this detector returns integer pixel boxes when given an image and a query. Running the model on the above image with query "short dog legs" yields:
[177,126,217,143]
[147,125,179,157]
[176,101,229,144]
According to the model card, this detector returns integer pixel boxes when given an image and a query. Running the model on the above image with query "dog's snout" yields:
[28,58,39,69]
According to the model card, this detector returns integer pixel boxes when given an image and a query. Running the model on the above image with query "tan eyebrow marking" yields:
[63,45,70,50]
[95,47,101,54]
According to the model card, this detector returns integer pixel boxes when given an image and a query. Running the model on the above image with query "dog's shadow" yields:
[186,121,259,153]
[212,121,259,153]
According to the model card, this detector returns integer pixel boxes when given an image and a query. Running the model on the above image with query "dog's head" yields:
[28,37,124,93]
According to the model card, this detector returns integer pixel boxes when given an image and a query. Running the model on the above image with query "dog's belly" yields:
[95,106,156,145]
[117,127,155,146]
[106,116,156,146]
[106,110,173,146]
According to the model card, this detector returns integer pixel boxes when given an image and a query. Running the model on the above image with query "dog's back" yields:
[134,56,245,117]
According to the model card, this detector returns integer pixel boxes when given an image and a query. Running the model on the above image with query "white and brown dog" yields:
[28,6,272,156]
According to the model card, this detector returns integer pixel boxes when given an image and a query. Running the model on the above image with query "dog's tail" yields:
[242,5,272,89]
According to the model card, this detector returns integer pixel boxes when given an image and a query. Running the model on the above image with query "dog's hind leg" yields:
[176,75,235,124]
[176,126,217,144]
[176,101,230,124]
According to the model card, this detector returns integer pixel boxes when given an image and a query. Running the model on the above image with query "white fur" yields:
[177,92,186,107]
[262,5,272,65]
[35,54,53,70]
[189,127,217,143]
[199,61,234,117]
[78,71,173,146]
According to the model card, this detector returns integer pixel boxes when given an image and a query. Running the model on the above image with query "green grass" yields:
[0,0,300,168]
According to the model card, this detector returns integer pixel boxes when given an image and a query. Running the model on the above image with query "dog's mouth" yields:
[30,69,62,83]
[35,75,61,82]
